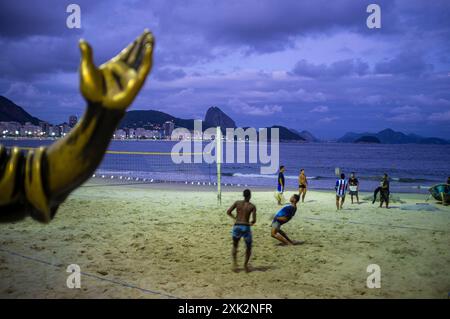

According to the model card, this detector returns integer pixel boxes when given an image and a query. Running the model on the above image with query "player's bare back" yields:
[234,200,256,225]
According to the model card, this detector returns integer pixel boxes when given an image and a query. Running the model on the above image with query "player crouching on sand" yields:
[226,189,257,273]
[271,194,301,245]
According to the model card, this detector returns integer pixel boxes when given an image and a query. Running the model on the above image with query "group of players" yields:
[226,189,300,273]
[225,166,306,272]
[225,165,384,272]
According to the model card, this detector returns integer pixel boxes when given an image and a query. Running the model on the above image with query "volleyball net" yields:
[5,144,220,188]
[92,150,218,187]
[2,130,262,203]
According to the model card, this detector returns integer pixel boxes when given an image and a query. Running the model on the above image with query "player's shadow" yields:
[233,265,274,273]
[276,240,306,247]
[248,265,274,273]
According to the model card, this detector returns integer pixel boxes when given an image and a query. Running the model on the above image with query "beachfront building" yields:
[114,129,127,139]
[0,121,21,136]
[58,123,71,136]
[135,127,161,139]
[0,121,65,137]
[48,125,61,137]
[163,121,175,139]
[127,128,136,139]
[20,122,42,137]
[172,130,192,141]
[39,121,50,135]
[147,130,161,139]
[135,128,146,138]
[69,115,78,128]
[192,129,203,141]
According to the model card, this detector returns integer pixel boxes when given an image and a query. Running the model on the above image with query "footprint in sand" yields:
[30,244,45,251]
[5,287,15,294]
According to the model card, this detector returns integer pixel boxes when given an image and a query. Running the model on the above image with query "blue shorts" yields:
[232,224,252,247]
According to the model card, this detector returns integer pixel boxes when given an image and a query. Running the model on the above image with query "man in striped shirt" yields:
[335,173,348,210]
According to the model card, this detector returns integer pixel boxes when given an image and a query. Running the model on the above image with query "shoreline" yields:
[1,138,447,195]
[86,176,433,195]
[2,136,450,145]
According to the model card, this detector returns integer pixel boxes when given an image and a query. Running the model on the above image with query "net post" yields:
[216,126,222,205]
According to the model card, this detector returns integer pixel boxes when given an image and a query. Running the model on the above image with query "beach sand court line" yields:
[1,186,449,298]
[0,247,180,299]
[302,216,449,233]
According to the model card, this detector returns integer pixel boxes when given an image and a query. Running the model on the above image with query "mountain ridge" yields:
[338,128,450,144]
[2,95,447,144]
[0,96,42,125]
[289,129,320,142]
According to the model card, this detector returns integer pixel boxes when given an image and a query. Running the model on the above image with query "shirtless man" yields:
[226,189,257,272]
[298,169,308,203]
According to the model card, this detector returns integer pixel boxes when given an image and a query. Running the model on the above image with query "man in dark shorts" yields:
[380,173,390,208]
[227,189,257,272]
[349,172,360,204]
[335,173,348,210]
[298,169,308,203]
[271,194,300,245]
[372,182,382,204]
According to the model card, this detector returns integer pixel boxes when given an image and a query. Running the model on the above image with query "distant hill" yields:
[290,129,320,142]
[242,125,306,141]
[120,107,305,141]
[338,128,449,145]
[204,106,236,129]
[354,136,381,144]
[0,96,42,125]
[119,110,198,130]
[269,126,305,141]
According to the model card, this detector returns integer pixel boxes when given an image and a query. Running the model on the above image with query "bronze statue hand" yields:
[79,30,154,110]
[0,30,155,223]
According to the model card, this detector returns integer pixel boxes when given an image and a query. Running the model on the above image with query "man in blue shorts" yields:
[276,165,286,205]
[227,189,257,272]
[271,194,300,245]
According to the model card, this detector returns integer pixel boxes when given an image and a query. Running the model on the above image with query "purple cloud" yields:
[291,58,369,78]
[374,51,434,76]
[0,0,450,139]
[153,68,187,82]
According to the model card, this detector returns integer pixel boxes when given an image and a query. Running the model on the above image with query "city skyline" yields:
[1,1,450,139]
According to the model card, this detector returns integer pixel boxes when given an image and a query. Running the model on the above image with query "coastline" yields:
[88,175,434,195]
[1,137,449,145]
[1,138,447,195]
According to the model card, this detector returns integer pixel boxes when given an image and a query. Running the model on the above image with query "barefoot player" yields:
[276,165,286,205]
[298,168,308,203]
[335,173,348,210]
[271,194,300,245]
[226,189,256,272]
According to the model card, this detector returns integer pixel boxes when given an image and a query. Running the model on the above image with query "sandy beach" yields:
[1,181,449,299]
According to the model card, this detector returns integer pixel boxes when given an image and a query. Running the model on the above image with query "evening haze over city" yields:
[1,0,450,140]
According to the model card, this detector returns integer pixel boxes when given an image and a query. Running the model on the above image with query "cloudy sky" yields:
[1,0,449,139]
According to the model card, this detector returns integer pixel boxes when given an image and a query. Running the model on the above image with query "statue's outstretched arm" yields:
[0,30,154,222]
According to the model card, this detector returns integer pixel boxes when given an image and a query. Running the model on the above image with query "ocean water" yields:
[2,139,449,193]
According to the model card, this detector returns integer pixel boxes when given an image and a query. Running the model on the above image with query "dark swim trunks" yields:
[232,224,252,247]
[299,184,306,189]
